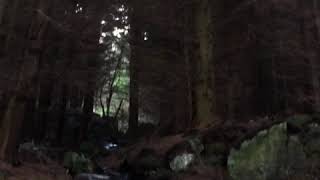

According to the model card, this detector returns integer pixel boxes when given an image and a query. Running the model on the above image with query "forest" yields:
[0,0,320,179]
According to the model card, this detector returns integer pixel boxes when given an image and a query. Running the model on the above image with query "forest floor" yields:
[0,115,299,180]
[0,160,71,180]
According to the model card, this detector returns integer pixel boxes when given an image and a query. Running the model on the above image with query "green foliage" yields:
[94,6,130,123]
[114,70,129,93]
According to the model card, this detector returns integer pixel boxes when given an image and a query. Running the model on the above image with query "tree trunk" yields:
[0,93,9,128]
[0,0,43,162]
[56,84,68,145]
[194,0,215,127]
[115,99,124,120]
[36,79,52,141]
[0,58,37,162]
[183,4,194,129]
[0,0,6,25]
[21,95,36,141]
[79,88,94,142]
[0,96,25,162]
[4,0,19,52]
[99,87,106,118]
[24,0,51,142]
[311,0,320,112]
[128,52,139,135]
[128,2,140,135]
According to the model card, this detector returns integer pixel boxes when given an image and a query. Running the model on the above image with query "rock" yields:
[169,153,195,172]
[287,114,312,132]
[228,123,288,180]
[18,141,50,163]
[301,123,320,155]
[309,123,320,134]
[305,138,320,154]
[19,141,38,151]
[286,136,307,177]
[166,141,194,162]
[75,173,110,180]
[228,120,320,180]
[63,152,94,176]
[187,136,204,154]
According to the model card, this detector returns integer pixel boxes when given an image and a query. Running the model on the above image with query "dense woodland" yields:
[0,0,320,179]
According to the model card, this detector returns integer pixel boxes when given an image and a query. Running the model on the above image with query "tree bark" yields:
[79,88,94,142]
[128,51,139,135]
[0,58,37,162]
[128,1,140,135]
[194,0,215,127]
[56,84,68,145]
[99,87,106,118]
[311,0,320,112]
[0,96,25,162]
[115,99,124,120]
[21,94,36,141]
[0,0,6,25]
[35,79,52,141]
[4,0,19,53]
[0,0,52,160]
[183,4,194,129]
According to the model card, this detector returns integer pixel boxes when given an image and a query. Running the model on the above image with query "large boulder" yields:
[228,123,288,180]
[228,115,320,180]
[167,136,204,172]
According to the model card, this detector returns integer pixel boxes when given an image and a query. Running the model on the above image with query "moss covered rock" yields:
[228,123,288,180]
[227,117,320,180]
